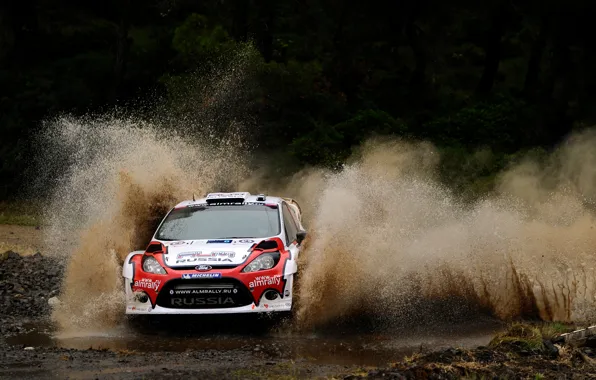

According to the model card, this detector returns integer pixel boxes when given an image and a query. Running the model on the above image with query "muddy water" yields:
[7,317,503,366]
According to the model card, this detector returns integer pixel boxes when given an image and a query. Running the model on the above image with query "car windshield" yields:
[155,205,281,240]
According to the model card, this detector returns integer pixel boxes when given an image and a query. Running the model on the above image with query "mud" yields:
[2,247,596,379]
[2,318,595,379]
[292,136,596,327]
[4,318,501,367]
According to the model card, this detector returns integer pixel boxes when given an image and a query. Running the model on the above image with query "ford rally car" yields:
[122,192,307,315]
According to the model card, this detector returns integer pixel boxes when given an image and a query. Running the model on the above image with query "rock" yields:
[0,252,63,318]
[48,297,61,307]
[6,251,21,260]
[12,285,26,294]
[543,339,559,359]
[24,347,34,350]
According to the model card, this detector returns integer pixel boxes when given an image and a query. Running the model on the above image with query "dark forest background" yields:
[2,0,596,200]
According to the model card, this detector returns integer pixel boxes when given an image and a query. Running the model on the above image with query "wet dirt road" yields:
[1,315,504,379]
[0,227,509,378]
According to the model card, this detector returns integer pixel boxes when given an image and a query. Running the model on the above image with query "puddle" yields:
[6,316,504,366]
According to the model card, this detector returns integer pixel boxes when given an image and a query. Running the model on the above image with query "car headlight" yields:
[242,252,280,273]
[142,256,167,274]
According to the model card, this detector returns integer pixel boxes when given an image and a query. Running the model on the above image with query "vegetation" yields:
[0,202,41,226]
[2,1,596,199]
[489,321,576,353]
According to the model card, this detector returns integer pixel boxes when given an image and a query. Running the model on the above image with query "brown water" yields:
[29,43,596,335]
[7,317,503,366]
[34,120,596,335]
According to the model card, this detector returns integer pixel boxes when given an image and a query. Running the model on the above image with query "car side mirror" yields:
[296,230,307,245]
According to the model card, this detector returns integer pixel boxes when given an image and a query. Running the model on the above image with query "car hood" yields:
[159,239,264,268]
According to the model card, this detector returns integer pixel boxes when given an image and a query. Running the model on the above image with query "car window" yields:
[282,202,299,245]
[155,205,281,240]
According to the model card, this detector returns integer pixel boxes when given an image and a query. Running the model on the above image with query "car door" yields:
[281,202,301,261]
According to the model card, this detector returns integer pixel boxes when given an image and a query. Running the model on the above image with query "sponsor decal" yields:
[171,288,235,295]
[265,302,292,309]
[207,239,233,244]
[175,257,233,264]
[128,305,153,312]
[189,203,207,207]
[133,278,161,291]
[249,302,290,310]
[176,251,236,264]
[210,251,235,258]
[248,275,281,289]
[182,273,222,279]
[206,192,248,199]
[176,251,205,259]
[233,239,255,244]
[170,297,235,306]
[195,265,212,271]
[169,241,192,246]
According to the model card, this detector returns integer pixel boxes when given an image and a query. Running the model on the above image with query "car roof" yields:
[173,192,284,209]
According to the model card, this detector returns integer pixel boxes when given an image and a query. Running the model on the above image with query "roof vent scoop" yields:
[256,194,266,201]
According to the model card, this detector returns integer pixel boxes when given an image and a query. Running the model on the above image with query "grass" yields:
[489,322,576,352]
[0,200,43,226]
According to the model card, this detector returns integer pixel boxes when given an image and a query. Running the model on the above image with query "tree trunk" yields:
[406,24,426,89]
[523,17,547,99]
[545,38,573,144]
[232,0,249,42]
[258,0,275,62]
[111,1,131,103]
[0,3,14,62]
[476,3,509,95]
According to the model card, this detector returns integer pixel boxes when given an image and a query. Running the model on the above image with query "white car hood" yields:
[160,239,264,268]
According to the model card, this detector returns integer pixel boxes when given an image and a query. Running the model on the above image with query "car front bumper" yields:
[125,297,292,314]
[124,275,294,315]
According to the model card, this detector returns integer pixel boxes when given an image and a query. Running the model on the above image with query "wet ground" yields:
[1,314,506,379]
[6,316,503,367]
[2,226,595,379]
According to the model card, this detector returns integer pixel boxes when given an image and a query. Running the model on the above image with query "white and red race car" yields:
[122,192,307,315]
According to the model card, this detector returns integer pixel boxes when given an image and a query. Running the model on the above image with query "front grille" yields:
[156,278,253,309]
[173,264,239,270]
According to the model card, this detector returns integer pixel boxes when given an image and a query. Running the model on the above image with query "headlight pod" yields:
[142,256,167,275]
[242,252,280,273]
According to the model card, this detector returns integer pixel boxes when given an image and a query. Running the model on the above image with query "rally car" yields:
[122,192,307,315]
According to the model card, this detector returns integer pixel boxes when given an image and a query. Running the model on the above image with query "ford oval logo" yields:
[196,265,212,271]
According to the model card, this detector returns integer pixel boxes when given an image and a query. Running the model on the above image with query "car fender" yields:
[122,250,145,279]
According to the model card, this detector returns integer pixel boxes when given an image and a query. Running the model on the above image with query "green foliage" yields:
[0,201,42,226]
[424,95,528,149]
[489,322,545,352]
[1,0,595,199]
[172,14,235,65]
[488,321,574,355]
[289,110,407,168]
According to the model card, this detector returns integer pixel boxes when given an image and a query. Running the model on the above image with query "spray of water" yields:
[39,122,596,332]
[35,45,259,332]
[32,42,596,332]
[293,134,596,327]
[38,118,250,331]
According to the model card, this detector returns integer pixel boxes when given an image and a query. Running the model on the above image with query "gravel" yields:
[0,251,63,336]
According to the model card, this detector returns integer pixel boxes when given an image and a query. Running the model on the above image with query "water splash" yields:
[293,135,596,327]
